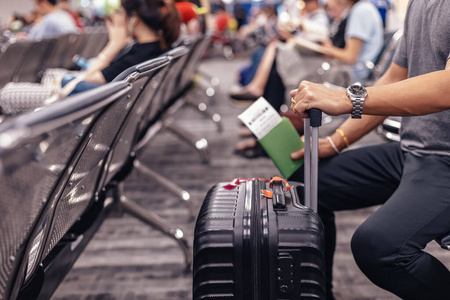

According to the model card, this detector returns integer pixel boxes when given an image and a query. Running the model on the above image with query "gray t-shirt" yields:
[346,0,383,82]
[393,0,450,156]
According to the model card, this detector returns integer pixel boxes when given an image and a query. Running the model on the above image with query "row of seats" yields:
[0,28,109,89]
[0,33,215,300]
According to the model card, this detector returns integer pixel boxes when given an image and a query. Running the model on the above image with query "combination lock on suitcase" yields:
[193,110,326,299]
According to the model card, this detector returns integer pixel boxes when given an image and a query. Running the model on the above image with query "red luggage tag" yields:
[223,177,270,190]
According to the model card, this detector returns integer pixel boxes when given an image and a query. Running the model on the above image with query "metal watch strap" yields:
[351,97,364,119]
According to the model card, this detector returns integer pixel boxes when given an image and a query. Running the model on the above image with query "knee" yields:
[351,222,396,276]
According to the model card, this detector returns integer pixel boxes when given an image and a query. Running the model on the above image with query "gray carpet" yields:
[52,57,450,300]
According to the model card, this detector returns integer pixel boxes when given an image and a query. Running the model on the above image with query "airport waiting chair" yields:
[44,34,81,70]
[135,43,212,164]
[76,28,109,60]
[106,55,194,268]
[0,52,193,299]
[112,46,198,220]
[0,82,131,300]
[172,33,222,133]
[34,56,196,298]
[143,35,223,165]
[11,38,57,84]
[59,33,88,70]
[0,41,32,88]
[364,29,404,85]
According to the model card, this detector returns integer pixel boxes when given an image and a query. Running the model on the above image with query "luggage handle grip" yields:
[308,108,322,128]
[304,109,322,212]
[271,180,286,210]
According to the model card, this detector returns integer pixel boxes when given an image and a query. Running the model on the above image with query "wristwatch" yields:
[346,84,368,119]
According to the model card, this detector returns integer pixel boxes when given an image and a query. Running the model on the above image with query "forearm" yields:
[365,69,450,116]
[328,63,407,150]
[84,41,126,83]
[326,46,357,64]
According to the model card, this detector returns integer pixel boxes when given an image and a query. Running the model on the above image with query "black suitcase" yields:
[193,110,326,299]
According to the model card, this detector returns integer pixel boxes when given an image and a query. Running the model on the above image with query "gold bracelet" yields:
[336,128,350,148]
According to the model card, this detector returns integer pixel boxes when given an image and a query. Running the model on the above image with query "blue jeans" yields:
[290,142,450,299]
[62,75,101,96]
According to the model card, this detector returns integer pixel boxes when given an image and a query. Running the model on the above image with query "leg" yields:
[230,41,278,100]
[351,153,450,300]
[245,40,278,96]
[289,142,405,299]
[262,57,285,111]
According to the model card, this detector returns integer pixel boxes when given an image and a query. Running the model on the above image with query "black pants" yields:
[290,142,450,300]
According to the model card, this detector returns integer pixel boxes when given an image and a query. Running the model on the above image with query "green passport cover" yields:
[258,117,304,178]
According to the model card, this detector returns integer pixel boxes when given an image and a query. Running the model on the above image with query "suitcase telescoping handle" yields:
[304,109,322,213]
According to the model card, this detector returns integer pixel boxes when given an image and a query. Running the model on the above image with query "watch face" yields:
[348,85,367,97]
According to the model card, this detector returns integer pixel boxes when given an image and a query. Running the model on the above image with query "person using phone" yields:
[83,0,180,84]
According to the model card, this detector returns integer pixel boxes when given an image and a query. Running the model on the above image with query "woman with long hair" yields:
[84,0,181,83]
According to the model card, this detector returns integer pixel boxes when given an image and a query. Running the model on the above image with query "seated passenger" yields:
[233,0,344,157]
[0,0,181,115]
[83,0,181,84]
[175,0,201,35]
[28,0,78,40]
[58,0,84,30]
[230,0,383,103]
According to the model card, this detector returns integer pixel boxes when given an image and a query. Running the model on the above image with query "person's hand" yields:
[290,81,352,118]
[105,9,131,48]
[291,136,338,161]
[14,32,28,40]
[320,39,334,56]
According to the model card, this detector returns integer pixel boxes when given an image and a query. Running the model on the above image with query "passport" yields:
[238,97,304,178]
[258,117,304,178]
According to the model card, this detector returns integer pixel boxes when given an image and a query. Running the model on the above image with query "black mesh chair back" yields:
[140,46,190,132]
[104,56,171,184]
[45,34,81,70]
[178,34,212,93]
[39,82,145,261]
[60,33,88,70]
[77,29,109,59]
[12,38,57,83]
[0,81,130,300]
[371,29,403,80]
[0,41,32,88]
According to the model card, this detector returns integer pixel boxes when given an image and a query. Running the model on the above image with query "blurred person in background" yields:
[58,0,84,29]
[232,0,383,159]
[27,0,78,40]
[234,3,246,30]
[7,14,28,34]
[175,0,201,35]
[370,0,392,28]
[0,0,181,114]
[75,0,181,85]
[232,0,331,157]
[229,0,330,103]
[213,4,231,39]
[231,0,383,103]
